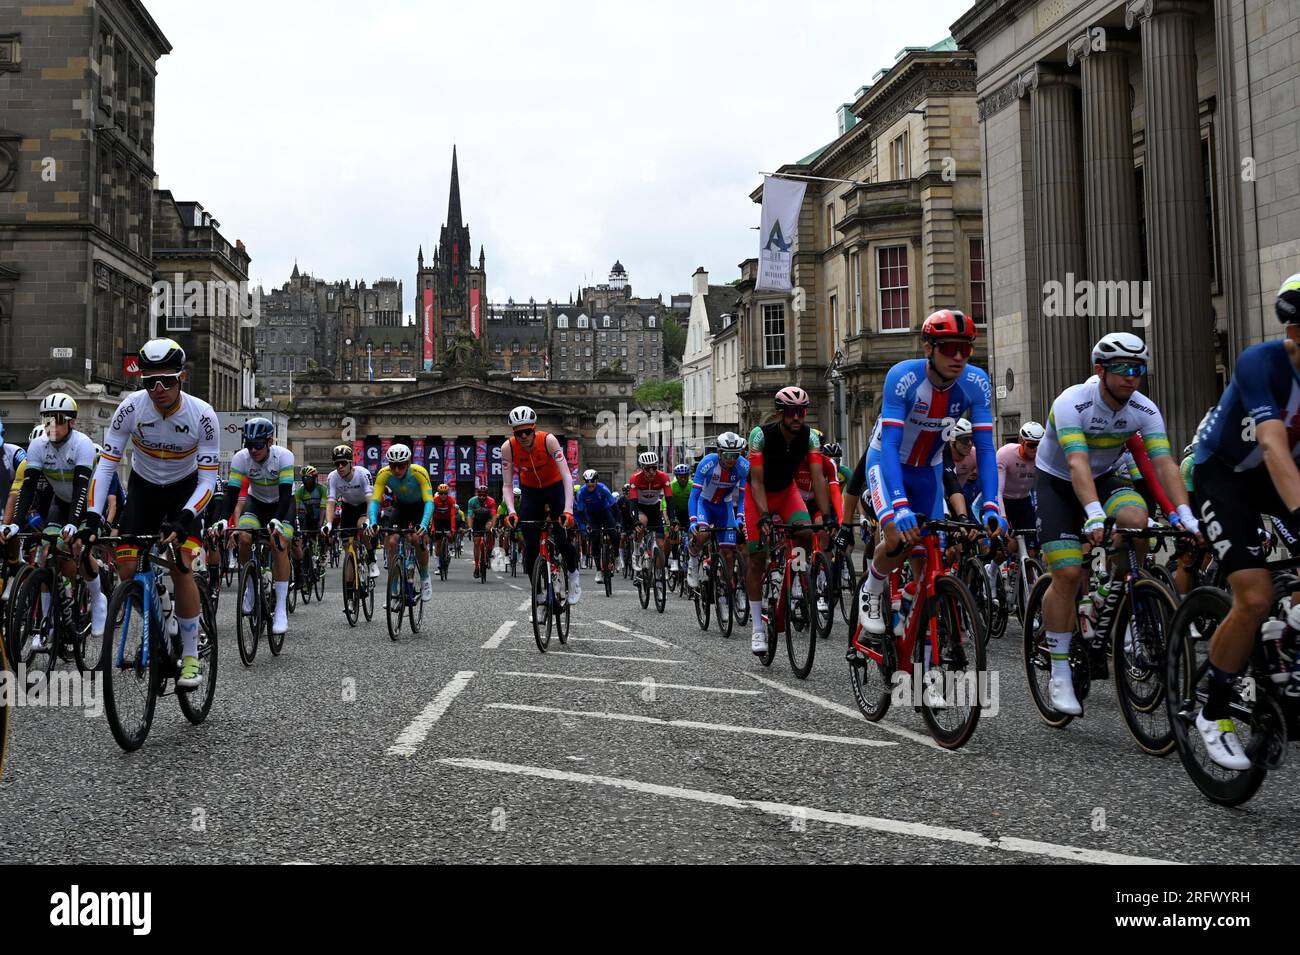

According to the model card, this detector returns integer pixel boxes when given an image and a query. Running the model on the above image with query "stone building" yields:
[485,299,547,377]
[0,0,171,432]
[680,266,742,436]
[255,264,326,400]
[951,0,1300,447]
[736,41,985,460]
[547,262,666,384]
[333,278,410,380]
[151,192,256,411]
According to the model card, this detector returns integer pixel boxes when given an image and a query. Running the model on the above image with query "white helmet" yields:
[612,491,621,501]
[951,418,973,440]
[716,431,746,452]
[1019,421,1045,442]
[509,405,537,428]
[1092,332,1148,366]
[638,451,659,467]
[386,443,412,464]
[29,424,45,443]
[582,469,598,482]
[40,392,78,417]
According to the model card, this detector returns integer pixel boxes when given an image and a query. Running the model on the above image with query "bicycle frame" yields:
[850,529,946,669]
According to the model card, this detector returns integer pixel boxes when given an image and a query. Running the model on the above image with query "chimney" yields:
[692,267,708,298]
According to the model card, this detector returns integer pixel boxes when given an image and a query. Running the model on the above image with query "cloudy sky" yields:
[149,0,974,313]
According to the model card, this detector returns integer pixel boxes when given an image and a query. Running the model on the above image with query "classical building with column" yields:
[953,0,1300,447]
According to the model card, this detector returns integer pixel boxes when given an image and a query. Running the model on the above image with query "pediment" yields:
[357,381,585,417]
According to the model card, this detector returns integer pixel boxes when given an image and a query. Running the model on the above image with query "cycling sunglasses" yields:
[334,459,351,467]
[513,428,536,438]
[780,406,808,418]
[1103,360,1147,378]
[1022,441,1040,450]
[933,339,974,359]
[42,413,75,427]
[143,373,181,392]
[245,440,269,451]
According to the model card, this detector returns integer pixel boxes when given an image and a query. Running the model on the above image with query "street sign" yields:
[51,347,72,358]
[996,385,1008,399]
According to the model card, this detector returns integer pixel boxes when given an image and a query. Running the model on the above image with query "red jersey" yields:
[794,454,844,521]
[629,469,672,505]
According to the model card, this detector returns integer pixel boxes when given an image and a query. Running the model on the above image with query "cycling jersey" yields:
[691,453,749,511]
[327,465,373,507]
[467,495,498,519]
[629,469,672,505]
[295,482,326,512]
[228,445,296,505]
[667,477,692,523]
[0,443,26,504]
[575,482,616,519]
[869,359,999,522]
[794,453,843,521]
[1195,340,1300,472]
[996,443,1035,505]
[1037,379,1171,480]
[749,422,819,492]
[24,430,97,505]
[506,430,566,488]
[94,390,220,517]
[1180,453,1195,492]
[432,493,457,529]
[369,463,434,527]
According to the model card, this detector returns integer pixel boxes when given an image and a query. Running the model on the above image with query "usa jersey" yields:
[1196,340,1300,472]
[691,453,749,508]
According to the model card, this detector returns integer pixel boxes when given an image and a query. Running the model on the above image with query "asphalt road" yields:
[2,550,1296,864]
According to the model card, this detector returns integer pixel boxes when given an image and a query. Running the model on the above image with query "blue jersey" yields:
[575,482,616,529]
[1196,340,1300,472]
[689,453,749,522]
[869,359,1000,520]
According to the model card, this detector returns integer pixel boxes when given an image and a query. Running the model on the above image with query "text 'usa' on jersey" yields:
[1196,339,1300,473]
[869,359,995,468]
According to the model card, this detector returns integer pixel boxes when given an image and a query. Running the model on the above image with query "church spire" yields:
[446,145,462,230]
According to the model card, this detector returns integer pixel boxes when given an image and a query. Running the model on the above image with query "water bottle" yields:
[768,566,783,599]
[1090,580,1110,609]
[1078,597,1096,642]
[1261,619,1290,684]
[157,581,178,639]
[889,590,902,633]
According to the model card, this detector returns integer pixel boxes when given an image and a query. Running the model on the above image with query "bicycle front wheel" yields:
[811,551,833,641]
[653,560,667,613]
[386,561,404,640]
[235,563,260,666]
[1112,578,1177,755]
[917,574,986,749]
[177,580,218,725]
[102,579,159,752]
[531,557,552,652]
[342,550,359,627]
[785,567,816,679]
[836,550,856,626]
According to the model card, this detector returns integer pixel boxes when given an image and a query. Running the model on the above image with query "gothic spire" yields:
[446,145,462,230]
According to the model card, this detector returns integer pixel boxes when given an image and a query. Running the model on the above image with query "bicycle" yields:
[431,530,452,582]
[9,531,96,679]
[755,522,827,679]
[521,517,571,652]
[101,536,218,752]
[633,529,668,613]
[1022,523,1184,754]
[1164,555,1300,805]
[827,527,858,628]
[472,528,494,583]
[233,528,288,666]
[997,527,1044,626]
[378,526,425,640]
[846,517,988,749]
[594,525,619,598]
[692,527,738,639]
[337,527,376,627]
[952,526,1000,648]
[296,529,326,604]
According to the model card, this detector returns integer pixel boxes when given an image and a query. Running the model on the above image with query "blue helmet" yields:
[241,417,275,445]
[674,463,690,477]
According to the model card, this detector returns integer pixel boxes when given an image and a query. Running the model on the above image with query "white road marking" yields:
[742,672,950,753]
[568,638,635,644]
[515,599,532,612]
[480,620,517,650]
[441,759,1181,866]
[387,671,476,756]
[507,583,524,591]
[597,619,676,650]
[492,671,762,695]
[486,703,896,747]
[498,648,686,664]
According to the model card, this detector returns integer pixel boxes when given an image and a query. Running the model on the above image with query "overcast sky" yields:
[149,0,974,314]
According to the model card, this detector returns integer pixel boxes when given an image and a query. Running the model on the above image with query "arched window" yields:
[648,316,657,328]
[602,315,610,328]
[556,314,569,329]
[577,314,589,329]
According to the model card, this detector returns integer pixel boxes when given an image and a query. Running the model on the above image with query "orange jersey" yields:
[509,430,566,488]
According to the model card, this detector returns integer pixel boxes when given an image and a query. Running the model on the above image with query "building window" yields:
[512,341,520,353]
[530,341,538,354]
[384,341,392,355]
[648,316,656,328]
[890,131,910,181]
[166,302,190,332]
[829,294,839,350]
[344,361,352,378]
[603,315,610,328]
[969,237,986,326]
[556,315,568,329]
[851,251,862,333]
[382,359,392,375]
[762,303,786,368]
[577,315,589,329]
[876,245,910,332]
[826,203,836,248]
[400,360,411,375]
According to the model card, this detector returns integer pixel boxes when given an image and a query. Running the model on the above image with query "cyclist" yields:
[466,484,498,579]
[1188,275,1300,768]
[500,406,581,603]
[666,463,693,571]
[369,444,434,601]
[4,393,105,649]
[322,443,377,587]
[575,469,618,580]
[616,482,639,574]
[944,418,981,515]
[293,465,326,588]
[687,431,749,593]
[1034,332,1197,716]
[858,310,1004,636]
[431,482,457,576]
[0,419,27,584]
[628,451,673,578]
[86,339,220,687]
[746,385,837,655]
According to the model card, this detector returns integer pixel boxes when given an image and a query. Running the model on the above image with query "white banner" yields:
[756,175,807,292]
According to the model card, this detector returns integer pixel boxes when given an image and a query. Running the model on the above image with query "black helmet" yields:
[138,337,186,373]
[242,417,275,445]
[332,443,353,462]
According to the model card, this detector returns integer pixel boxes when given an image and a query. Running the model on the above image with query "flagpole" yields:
[758,171,871,186]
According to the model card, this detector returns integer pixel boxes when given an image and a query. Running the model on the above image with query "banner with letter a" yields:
[756,175,807,293]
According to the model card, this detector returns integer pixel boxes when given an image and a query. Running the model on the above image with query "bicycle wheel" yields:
[603,538,614,598]
[286,558,298,614]
[386,559,404,640]
[531,556,552,652]
[811,551,833,641]
[734,559,751,627]
[714,556,733,639]
[342,549,359,627]
[837,550,857,626]
[266,575,286,656]
[0,636,9,780]
[636,558,651,609]
[300,557,313,605]
[653,559,667,613]
[1165,587,1268,806]
[1016,557,1044,625]
[177,581,218,725]
[1147,562,1177,596]
[1111,578,1177,755]
[11,571,49,672]
[961,557,993,645]
[989,566,1010,639]
[846,589,896,721]
[4,563,35,666]
[759,565,780,668]
[785,567,817,679]
[554,564,570,645]
[101,578,159,752]
[915,574,986,749]
[407,560,424,634]
[1020,573,1076,728]
[693,563,711,630]
[361,561,375,620]
[73,574,102,672]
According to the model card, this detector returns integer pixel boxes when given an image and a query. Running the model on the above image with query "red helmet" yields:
[922,309,976,341]
[774,385,810,409]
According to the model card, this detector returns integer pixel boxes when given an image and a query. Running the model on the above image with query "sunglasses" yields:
[781,407,808,418]
[42,414,75,427]
[143,373,181,392]
[1022,441,1040,449]
[514,428,536,439]
[246,441,268,451]
[1104,361,1147,378]
[934,340,974,359]
[335,459,351,467]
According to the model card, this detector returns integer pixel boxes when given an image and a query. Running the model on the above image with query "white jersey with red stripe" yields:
[93,389,220,516]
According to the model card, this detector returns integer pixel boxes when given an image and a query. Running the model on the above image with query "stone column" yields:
[1025,65,1090,403]
[1126,0,1216,447]
[1068,31,1144,341]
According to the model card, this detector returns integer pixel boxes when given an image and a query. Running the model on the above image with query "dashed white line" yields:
[387,671,476,756]
[597,619,676,649]
[485,703,896,747]
[492,671,762,695]
[498,648,686,664]
[480,620,518,650]
[507,583,524,591]
[440,758,1181,865]
[567,638,636,644]
[742,672,950,752]
[515,599,532,612]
